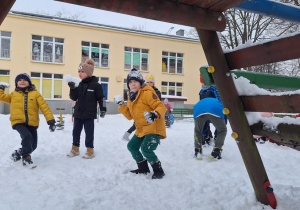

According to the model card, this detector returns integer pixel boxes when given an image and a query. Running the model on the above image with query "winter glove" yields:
[144,111,158,124]
[100,111,106,118]
[114,95,124,105]
[49,123,56,132]
[68,82,76,89]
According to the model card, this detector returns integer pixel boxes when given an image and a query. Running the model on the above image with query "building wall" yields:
[0,13,207,114]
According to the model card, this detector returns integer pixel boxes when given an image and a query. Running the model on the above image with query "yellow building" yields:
[0,11,207,114]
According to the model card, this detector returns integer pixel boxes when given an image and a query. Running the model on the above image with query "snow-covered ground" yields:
[0,114,299,210]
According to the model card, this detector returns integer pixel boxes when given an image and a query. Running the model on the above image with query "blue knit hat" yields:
[15,73,32,87]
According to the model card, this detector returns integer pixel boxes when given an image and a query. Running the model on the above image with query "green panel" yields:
[199,66,215,86]
[231,70,300,91]
[133,53,140,65]
[102,49,108,54]
[82,47,89,51]
[125,52,131,64]
[92,48,99,53]
[142,54,148,58]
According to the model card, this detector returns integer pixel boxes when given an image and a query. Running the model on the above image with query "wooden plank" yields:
[250,122,300,151]
[0,0,16,25]
[210,0,246,12]
[225,34,300,70]
[197,28,271,206]
[55,0,226,31]
[240,95,300,113]
[231,70,300,91]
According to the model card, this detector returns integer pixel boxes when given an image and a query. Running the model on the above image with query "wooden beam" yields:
[0,0,16,25]
[197,28,273,206]
[55,0,226,31]
[240,95,300,113]
[225,34,300,70]
[250,122,300,151]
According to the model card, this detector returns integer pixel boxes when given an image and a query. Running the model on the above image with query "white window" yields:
[0,70,10,94]
[82,41,109,68]
[162,51,183,74]
[161,81,183,96]
[31,35,64,64]
[124,47,148,71]
[0,31,11,59]
[31,72,63,99]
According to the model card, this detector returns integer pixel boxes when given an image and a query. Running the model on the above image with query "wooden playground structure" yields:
[1,0,300,208]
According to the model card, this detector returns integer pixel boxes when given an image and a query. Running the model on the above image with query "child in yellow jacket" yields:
[0,73,56,167]
[114,68,167,179]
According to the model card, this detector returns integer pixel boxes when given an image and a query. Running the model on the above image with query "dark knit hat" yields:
[78,59,95,77]
[127,68,144,89]
[15,73,32,87]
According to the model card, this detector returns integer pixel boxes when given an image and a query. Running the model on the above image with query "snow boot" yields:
[11,148,22,162]
[194,147,202,159]
[67,145,80,157]
[22,155,33,166]
[151,161,165,179]
[130,159,150,174]
[82,148,95,159]
[122,131,131,141]
[211,147,222,160]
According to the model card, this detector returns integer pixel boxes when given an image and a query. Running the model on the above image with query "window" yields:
[31,72,63,99]
[161,81,183,96]
[162,51,183,74]
[0,31,11,59]
[97,77,109,100]
[124,47,148,71]
[0,70,10,94]
[123,79,129,101]
[82,41,109,68]
[31,35,64,63]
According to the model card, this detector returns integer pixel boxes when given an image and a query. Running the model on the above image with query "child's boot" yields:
[10,148,22,162]
[151,161,165,179]
[67,145,80,157]
[130,159,150,174]
[82,147,95,159]
[194,147,202,159]
[22,155,36,168]
[211,147,222,160]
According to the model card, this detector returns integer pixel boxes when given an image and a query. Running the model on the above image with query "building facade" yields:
[0,11,207,114]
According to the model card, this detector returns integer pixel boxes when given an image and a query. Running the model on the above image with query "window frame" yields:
[31,35,64,64]
[0,31,11,60]
[97,77,109,100]
[30,72,63,100]
[81,41,110,68]
[124,47,149,71]
[161,81,183,97]
[162,51,184,74]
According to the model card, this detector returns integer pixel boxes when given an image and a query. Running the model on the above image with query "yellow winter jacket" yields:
[118,85,167,139]
[0,87,54,127]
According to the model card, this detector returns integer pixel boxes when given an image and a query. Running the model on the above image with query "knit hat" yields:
[164,98,168,103]
[145,74,155,83]
[127,68,144,89]
[15,73,32,87]
[78,59,95,77]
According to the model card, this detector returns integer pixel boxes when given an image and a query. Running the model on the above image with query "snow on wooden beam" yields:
[224,33,300,70]
[236,0,300,24]
[240,95,300,113]
[55,0,226,31]
[0,0,16,25]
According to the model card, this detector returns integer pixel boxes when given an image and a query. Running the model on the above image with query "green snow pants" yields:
[127,134,161,165]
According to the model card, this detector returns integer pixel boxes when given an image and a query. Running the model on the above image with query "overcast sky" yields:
[11,0,193,36]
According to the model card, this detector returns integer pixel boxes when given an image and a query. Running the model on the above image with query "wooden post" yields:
[197,29,271,205]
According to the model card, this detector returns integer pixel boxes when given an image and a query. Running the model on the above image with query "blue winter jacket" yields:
[193,98,225,119]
